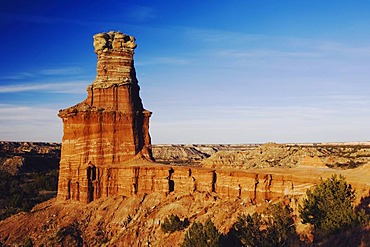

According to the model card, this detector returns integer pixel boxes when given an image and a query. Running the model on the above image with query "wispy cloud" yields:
[40,67,83,76]
[314,41,370,56]
[150,103,370,144]
[180,26,370,58]
[0,66,86,81]
[214,49,322,59]
[0,81,88,94]
[0,104,62,142]
[182,27,265,44]
[136,56,190,66]
[0,72,36,80]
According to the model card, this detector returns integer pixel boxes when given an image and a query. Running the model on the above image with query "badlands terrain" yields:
[0,31,369,246]
[0,141,369,246]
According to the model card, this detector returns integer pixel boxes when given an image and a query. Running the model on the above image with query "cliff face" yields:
[56,164,311,204]
[57,31,153,204]
[1,163,369,246]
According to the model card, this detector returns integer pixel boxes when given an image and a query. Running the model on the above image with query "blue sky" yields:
[1,0,370,144]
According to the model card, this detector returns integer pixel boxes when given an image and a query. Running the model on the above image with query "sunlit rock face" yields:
[56,32,369,207]
[57,31,153,203]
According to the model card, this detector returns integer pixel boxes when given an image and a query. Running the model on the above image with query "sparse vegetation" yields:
[0,169,58,220]
[56,222,83,247]
[182,218,220,247]
[299,175,369,243]
[224,203,300,247]
[299,175,368,234]
[161,214,189,233]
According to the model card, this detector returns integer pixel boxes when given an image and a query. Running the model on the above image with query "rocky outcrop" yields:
[0,193,254,246]
[202,142,370,169]
[57,31,153,204]
[0,30,370,246]
[22,31,370,210]
[0,142,257,174]
[0,141,60,175]
[3,142,370,173]
[152,144,257,165]
[0,161,369,246]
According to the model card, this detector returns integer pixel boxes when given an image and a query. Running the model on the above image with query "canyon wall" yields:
[59,163,315,205]
[2,140,368,207]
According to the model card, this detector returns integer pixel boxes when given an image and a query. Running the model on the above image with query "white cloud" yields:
[148,95,370,144]
[0,104,62,142]
[40,67,83,76]
[214,49,322,59]
[136,56,190,66]
[0,72,36,80]
[182,27,265,45]
[0,81,88,94]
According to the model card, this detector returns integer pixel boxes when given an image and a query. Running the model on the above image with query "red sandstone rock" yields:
[56,32,370,207]
[57,31,153,203]
[1,31,370,246]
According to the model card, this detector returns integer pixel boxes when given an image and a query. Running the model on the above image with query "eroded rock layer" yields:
[1,163,369,246]
[55,31,370,207]
[57,31,153,203]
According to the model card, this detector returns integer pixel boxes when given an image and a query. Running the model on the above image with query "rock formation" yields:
[54,31,370,208]
[1,31,370,246]
[0,141,60,175]
[202,142,370,169]
[57,31,153,203]
[2,142,370,175]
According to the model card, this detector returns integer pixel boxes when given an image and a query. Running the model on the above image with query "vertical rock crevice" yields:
[253,174,259,204]
[264,174,273,201]
[133,167,140,195]
[211,171,217,193]
[168,168,175,192]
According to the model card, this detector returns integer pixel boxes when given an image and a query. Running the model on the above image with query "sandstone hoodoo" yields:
[1,32,370,246]
[56,31,370,207]
[57,31,153,203]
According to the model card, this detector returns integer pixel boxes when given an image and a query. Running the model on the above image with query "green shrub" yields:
[161,214,189,233]
[265,203,298,246]
[0,169,59,219]
[182,219,220,247]
[224,203,299,247]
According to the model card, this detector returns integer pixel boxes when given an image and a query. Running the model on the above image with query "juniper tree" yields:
[299,175,365,236]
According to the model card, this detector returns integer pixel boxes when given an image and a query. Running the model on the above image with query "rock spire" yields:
[57,31,153,203]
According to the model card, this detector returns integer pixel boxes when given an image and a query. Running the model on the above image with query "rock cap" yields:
[93,31,137,53]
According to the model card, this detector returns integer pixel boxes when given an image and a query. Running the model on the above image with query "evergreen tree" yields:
[265,203,298,246]
[182,219,220,247]
[299,175,364,236]
[225,203,299,247]
[161,214,188,233]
